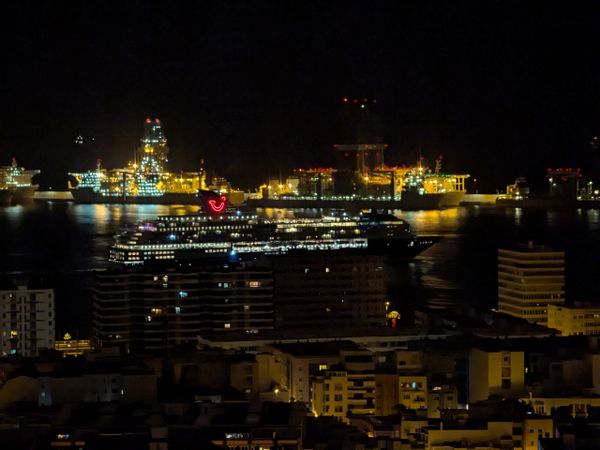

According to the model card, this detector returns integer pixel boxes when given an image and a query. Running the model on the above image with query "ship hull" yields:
[0,186,38,205]
[0,190,12,206]
[247,191,466,210]
[70,187,200,205]
[399,191,465,209]
[119,236,440,267]
[11,185,38,203]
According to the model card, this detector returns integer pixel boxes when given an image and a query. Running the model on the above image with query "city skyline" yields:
[3,3,600,448]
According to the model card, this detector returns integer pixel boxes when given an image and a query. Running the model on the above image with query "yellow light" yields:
[10,330,18,337]
[63,333,72,341]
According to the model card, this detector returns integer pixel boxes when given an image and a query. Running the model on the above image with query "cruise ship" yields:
[109,201,438,265]
[0,158,40,205]
[69,118,206,204]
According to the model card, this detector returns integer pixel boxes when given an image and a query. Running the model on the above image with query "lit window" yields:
[224,323,231,329]
[248,281,261,288]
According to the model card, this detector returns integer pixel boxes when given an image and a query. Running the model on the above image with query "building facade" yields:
[311,370,350,421]
[469,348,525,403]
[547,303,600,336]
[273,254,387,330]
[0,285,55,357]
[497,244,565,324]
[93,266,274,353]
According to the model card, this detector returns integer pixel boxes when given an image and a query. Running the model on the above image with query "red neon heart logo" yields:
[207,196,227,212]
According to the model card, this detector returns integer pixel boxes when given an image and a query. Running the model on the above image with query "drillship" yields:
[109,193,438,265]
[0,158,40,205]
[69,118,205,204]
[249,97,470,210]
[251,153,470,210]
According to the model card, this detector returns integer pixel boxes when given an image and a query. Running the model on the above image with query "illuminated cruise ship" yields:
[109,209,437,265]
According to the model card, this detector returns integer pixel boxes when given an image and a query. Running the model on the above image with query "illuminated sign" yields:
[387,310,401,328]
[225,433,249,439]
[207,195,227,213]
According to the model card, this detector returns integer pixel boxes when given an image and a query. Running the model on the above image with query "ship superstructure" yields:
[69,118,209,204]
[109,210,436,265]
[0,158,40,205]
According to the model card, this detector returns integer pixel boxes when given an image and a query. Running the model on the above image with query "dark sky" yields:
[1,1,600,191]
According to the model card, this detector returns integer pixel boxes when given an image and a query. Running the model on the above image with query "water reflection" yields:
[1,202,600,329]
[514,207,522,225]
[397,208,465,236]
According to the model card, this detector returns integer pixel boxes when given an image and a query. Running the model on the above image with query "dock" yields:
[34,191,74,201]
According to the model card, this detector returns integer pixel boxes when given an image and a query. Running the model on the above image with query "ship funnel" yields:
[198,190,228,215]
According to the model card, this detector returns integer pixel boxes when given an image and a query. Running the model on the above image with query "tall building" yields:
[273,254,387,330]
[92,265,274,353]
[0,284,55,357]
[312,370,350,421]
[339,348,376,416]
[497,243,565,324]
[310,348,376,417]
[269,341,358,404]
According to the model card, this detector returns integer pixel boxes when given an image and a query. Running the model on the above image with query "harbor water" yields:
[1,202,600,337]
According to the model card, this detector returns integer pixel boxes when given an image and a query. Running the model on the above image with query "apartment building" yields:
[0,284,55,357]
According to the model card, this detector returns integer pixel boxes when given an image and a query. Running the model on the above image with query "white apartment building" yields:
[497,243,565,324]
[0,285,55,357]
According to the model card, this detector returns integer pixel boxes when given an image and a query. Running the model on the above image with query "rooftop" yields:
[499,242,562,254]
[268,341,359,357]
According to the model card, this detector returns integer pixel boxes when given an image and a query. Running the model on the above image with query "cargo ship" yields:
[69,118,207,205]
[0,158,40,205]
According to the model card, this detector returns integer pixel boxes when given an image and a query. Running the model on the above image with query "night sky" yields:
[2,1,600,191]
